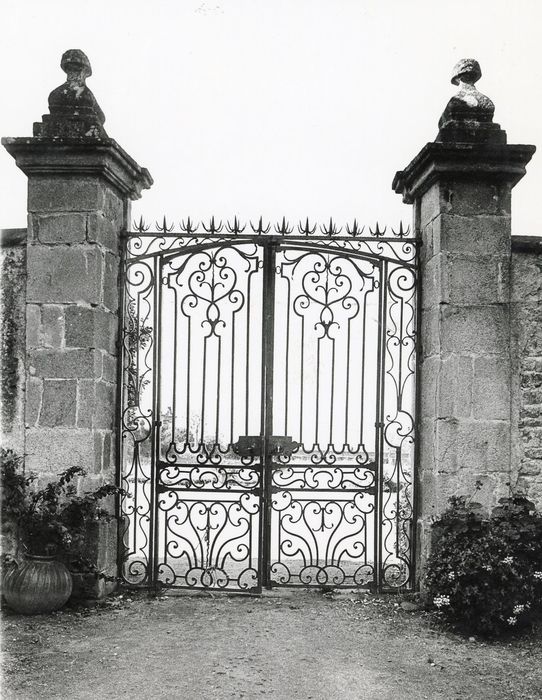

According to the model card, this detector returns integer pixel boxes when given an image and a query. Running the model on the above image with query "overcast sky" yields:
[1,0,541,234]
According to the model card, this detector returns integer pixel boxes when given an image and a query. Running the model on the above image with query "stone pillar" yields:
[393,59,535,573]
[2,49,152,585]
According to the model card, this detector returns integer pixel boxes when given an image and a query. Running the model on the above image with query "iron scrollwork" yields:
[120,217,418,592]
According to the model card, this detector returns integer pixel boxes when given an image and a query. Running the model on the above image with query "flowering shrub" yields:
[424,494,542,636]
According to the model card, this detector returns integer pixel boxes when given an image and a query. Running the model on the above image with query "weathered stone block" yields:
[75,378,117,429]
[522,388,542,405]
[27,245,102,304]
[433,417,459,475]
[103,251,119,311]
[521,372,542,389]
[77,379,95,428]
[102,352,118,383]
[29,348,100,379]
[25,427,98,474]
[94,432,105,472]
[39,379,77,427]
[439,355,473,419]
[432,214,511,257]
[41,305,64,347]
[520,405,542,419]
[519,460,542,477]
[102,431,112,474]
[95,381,116,429]
[418,417,437,475]
[447,256,509,306]
[441,305,509,355]
[28,176,105,212]
[440,180,511,217]
[419,357,438,419]
[522,426,542,447]
[456,420,511,473]
[473,357,510,420]
[511,252,542,302]
[103,188,124,222]
[419,183,441,229]
[91,431,114,478]
[420,181,510,234]
[420,306,440,358]
[420,220,435,265]
[35,212,87,244]
[26,304,40,347]
[86,190,123,251]
[87,212,118,251]
[421,253,446,310]
[25,376,42,427]
[65,306,117,353]
[521,358,542,373]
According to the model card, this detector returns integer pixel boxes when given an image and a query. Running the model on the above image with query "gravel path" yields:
[2,590,542,699]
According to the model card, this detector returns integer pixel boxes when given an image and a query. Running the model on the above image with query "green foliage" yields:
[425,493,542,636]
[0,448,125,580]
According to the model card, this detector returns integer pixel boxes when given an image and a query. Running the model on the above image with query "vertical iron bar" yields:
[185,318,191,446]
[215,336,222,446]
[171,285,178,443]
[284,273,291,435]
[411,255,422,590]
[150,254,162,592]
[344,316,351,447]
[115,232,128,583]
[359,289,369,441]
[299,317,305,446]
[229,299,236,446]
[260,239,277,588]
[244,264,253,437]
[374,259,387,592]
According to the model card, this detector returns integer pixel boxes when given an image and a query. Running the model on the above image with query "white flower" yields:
[433,595,450,608]
[482,564,492,572]
[534,571,542,580]
[513,604,525,615]
[507,616,517,626]
[501,556,514,565]
[447,572,456,581]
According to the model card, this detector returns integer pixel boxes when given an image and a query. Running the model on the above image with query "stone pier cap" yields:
[393,58,535,203]
[392,141,536,204]
[2,48,152,200]
[2,136,153,201]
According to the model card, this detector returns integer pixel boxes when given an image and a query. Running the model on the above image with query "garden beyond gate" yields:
[120,218,418,593]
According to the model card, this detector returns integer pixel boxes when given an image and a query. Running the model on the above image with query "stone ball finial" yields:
[60,49,92,79]
[451,58,482,86]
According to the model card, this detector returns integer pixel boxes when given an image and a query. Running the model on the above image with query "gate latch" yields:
[233,435,261,457]
[268,436,299,458]
[233,435,299,458]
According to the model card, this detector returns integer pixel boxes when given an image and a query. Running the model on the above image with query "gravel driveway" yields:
[2,590,542,699]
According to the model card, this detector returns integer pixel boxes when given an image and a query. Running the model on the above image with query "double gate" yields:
[119,218,418,592]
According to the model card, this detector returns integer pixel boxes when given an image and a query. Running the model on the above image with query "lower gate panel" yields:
[155,466,262,592]
[269,463,376,588]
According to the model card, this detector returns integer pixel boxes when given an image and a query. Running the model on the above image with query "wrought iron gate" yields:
[120,218,418,592]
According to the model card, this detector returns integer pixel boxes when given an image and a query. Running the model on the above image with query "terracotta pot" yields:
[2,553,73,614]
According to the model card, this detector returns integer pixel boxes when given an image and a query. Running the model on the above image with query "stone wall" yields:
[0,230,26,455]
[511,237,542,508]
